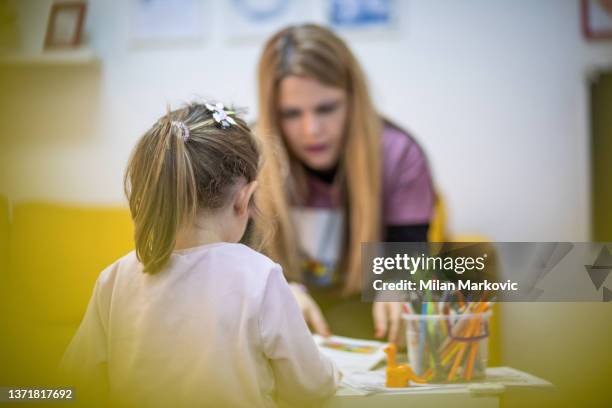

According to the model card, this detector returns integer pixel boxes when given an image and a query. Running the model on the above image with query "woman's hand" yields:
[288,283,331,337]
[372,301,403,343]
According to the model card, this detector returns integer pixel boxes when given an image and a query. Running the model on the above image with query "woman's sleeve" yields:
[59,270,111,403]
[383,129,435,227]
[385,224,429,242]
[258,266,342,406]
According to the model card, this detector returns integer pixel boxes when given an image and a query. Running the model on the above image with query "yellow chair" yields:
[4,202,133,384]
[428,192,447,243]
[0,195,8,291]
[0,196,9,372]
[0,196,10,383]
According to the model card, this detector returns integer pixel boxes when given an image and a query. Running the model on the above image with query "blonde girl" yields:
[61,102,340,407]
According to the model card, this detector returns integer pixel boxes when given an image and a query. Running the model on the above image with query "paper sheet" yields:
[313,335,387,373]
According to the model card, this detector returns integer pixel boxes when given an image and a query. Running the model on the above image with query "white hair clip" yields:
[171,121,190,142]
[205,102,237,129]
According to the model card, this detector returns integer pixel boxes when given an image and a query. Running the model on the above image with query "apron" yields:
[291,207,375,339]
[291,207,344,288]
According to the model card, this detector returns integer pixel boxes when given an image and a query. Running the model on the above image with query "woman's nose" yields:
[302,113,321,138]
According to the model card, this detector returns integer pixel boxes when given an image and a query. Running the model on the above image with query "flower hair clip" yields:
[205,102,237,129]
[171,121,190,142]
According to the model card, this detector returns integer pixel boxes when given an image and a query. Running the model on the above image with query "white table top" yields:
[323,367,552,408]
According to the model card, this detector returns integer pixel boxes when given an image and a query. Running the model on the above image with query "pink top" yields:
[304,123,434,225]
[61,243,341,407]
[291,124,434,287]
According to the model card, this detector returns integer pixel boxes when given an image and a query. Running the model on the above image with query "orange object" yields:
[384,344,427,387]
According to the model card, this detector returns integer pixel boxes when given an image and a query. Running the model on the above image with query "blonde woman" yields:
[255,24,435,342]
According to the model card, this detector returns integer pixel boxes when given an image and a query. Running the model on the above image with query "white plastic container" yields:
[403,310,492,383]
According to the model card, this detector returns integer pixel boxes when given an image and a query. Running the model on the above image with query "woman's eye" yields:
[316,103,339,115]
[280,109,300,119]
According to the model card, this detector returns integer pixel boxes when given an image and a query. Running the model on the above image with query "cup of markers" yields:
[402,301,492,383]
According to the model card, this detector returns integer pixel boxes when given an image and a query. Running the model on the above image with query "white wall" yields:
[1,0,612,241]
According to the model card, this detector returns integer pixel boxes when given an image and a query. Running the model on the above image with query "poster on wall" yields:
[129,0,208,47]
[223,0,313,42]
[328,0,394,30]
[582,0,612,39]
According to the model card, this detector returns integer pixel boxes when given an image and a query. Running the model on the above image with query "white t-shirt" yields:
[60,242,341,407]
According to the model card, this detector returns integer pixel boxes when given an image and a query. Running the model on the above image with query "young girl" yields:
[60,102,341,407]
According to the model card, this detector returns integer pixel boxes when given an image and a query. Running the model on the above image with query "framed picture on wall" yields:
[223,0,312,42]
[44,2,87,48]
[328,0,394,29]
[129,0,207,47]
[582,0,612,40]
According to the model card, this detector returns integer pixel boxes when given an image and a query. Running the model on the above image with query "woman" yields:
[254,24,434,342]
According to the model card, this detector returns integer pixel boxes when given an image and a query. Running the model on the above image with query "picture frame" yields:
[329,0,393,29]
[223,0,312,43]
[129,0,207,48]
[44,1,87,49]
[581,0,612,40]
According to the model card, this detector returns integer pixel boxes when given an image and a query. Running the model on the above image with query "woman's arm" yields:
[288,282,331,336]
[376,124,435,342]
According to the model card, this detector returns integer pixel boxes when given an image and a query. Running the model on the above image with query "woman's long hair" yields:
[255,24,381,295]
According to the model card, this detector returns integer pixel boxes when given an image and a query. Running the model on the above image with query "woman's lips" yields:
[304,144,328,154]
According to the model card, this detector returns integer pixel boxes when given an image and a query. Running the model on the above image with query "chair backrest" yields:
[0,195,9,300]
[428,192,447,242]
[4,202,134,385]
[8,202,134,324]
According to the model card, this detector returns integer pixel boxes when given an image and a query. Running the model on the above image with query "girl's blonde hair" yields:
[256,24,382,295]
[125,102,261,274]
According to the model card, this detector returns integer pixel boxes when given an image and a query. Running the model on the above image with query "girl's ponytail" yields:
[125,111,203,274]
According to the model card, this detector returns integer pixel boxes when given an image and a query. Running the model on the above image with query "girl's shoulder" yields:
[173,242,282,282]
[93,250,139,290]
[93,245,282,302]
[202,242,280,270]
[101,243,279,278]
[179,243,285,302]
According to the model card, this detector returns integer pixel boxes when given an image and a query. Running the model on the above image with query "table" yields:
[323,367,552,408]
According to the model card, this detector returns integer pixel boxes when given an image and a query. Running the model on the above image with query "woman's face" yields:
[278,75,348,171]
